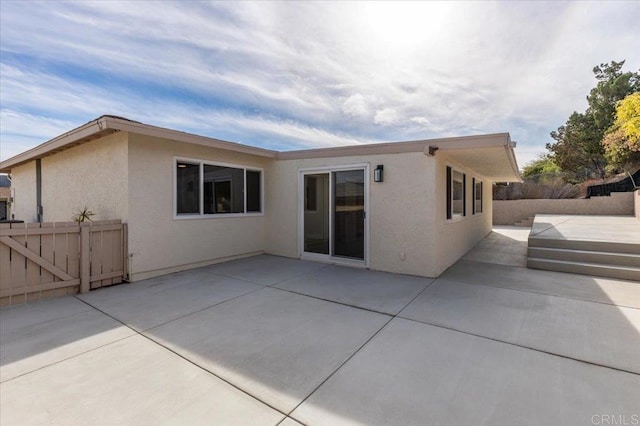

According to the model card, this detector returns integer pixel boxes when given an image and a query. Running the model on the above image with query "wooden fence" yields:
[0,220,128,307]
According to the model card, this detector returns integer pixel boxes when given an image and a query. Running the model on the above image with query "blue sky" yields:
[1,1,639,167]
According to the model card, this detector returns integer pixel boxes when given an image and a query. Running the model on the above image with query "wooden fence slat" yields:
[26,223,42,302]
[40,222,55,285]
[26,223,41,301]
[67,228,80,291]
[80,224,90,294]
[112,226,123,285]
[0,224,11,293]
[101,228,113,287]
[9,223,27,291]
[48,222,71,299]
[8,223,24,305]
[89,227,102,290]
[0,237,74,281]
[122,223,128,281]
[52,223,68,278]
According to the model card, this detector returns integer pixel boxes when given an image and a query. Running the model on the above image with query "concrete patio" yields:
[1,227,639,425]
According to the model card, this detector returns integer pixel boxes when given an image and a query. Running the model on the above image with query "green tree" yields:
[547,60,640,181]
[603,92,640,171]
[589,62,639,133]
[521,154,561,183]
[548,111,601,181]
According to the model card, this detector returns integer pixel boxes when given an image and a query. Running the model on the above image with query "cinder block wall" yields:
[493,192,635,225]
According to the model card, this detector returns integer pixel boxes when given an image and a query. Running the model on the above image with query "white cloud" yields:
[410,117,431,127]
[0,1,638,167]
[374,108,400,126]
[342,94,368,118]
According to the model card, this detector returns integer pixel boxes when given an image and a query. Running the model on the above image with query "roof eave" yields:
[0,117,114,173]
[0,116,278,172]
[432,134,521,182]
[102,116,277,159]
[0,117,521,182]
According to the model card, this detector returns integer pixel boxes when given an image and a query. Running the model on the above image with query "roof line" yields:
[0,118,107,172]
[101,116,278,159]
[0,115,517,176]
[275,133,512,160]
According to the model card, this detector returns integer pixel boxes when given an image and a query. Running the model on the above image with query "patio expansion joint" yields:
[395,315,640,377]
[266,285,396,317]
[139,285,269,333]
[71,294,291,419]
[528,217,573,237]
[0,332,137,384]
[455,279,639,310]
[452,261,640,310]
[283,277,438,422]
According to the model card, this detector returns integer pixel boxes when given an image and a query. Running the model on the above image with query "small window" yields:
[473,179,483,214]
[175,159,262,217]
[176,162,200,214]
[246,170,261,212]
[447,166,465,220]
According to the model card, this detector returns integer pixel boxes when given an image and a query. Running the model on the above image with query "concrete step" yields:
[527,257,640,282]
[528,237,640,255]
[528,247,640,268]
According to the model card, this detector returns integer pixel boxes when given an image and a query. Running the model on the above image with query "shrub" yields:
[493,182,580,200]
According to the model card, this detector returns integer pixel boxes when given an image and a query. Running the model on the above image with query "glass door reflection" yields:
[333,170,365,259]
[303,173,330,254]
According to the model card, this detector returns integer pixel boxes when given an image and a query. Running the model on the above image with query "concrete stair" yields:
[514,217,534,227]
[527,237,640,281]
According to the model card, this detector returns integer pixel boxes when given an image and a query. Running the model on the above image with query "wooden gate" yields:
[0,220,128,306]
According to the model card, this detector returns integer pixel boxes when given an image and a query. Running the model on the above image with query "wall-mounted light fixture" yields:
[374,165,384,182]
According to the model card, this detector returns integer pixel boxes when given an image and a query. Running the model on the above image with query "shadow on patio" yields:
[1,228,639,425]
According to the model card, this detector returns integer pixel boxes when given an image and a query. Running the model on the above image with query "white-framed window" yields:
[473,178,483,214]
[175,158,262,218]
[446,166,465,220]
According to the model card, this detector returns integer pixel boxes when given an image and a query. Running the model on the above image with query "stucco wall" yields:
[7,131,502,279]
[11,161,37,222]
[9,161,37,222]
[266,152,439,277]
[493,192,634,225]
[127,134,271,280]
[635,190,640,221]
[434,152,493,275]
[40,132,129,222]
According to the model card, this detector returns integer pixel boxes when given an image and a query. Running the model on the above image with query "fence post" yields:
[122,223,129,281]
[80,223,90,293]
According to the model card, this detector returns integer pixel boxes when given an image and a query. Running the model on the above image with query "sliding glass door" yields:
[302,168,366,262]
[333,170,365,259]
[304,174,330,254]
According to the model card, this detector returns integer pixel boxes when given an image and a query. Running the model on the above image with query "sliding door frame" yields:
[297,163,370,268]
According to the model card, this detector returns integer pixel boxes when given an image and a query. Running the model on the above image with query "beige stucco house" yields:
[0,115,520,280]
[0,175,11,221]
